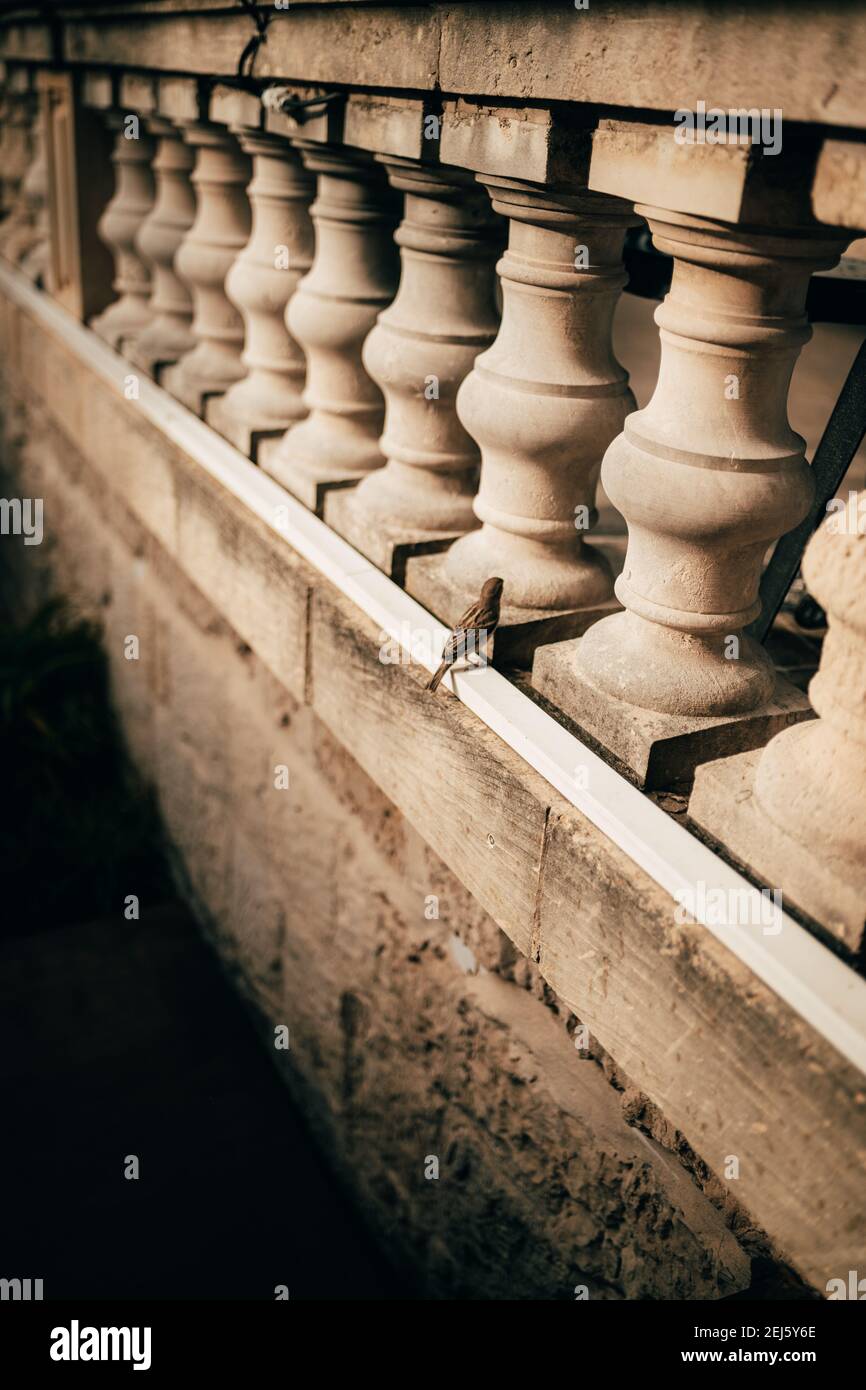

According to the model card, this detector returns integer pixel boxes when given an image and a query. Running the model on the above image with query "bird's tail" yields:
[427,660,450,693]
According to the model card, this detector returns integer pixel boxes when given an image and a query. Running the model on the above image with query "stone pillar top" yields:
[156,76,203,125]
[119,72,158,116]
[262,85,345,146]
[344,93,438,162]
[813,138,866,233]
[81,69,115,111]
[441,99,593,189]
[588,117,847,229]
[3,62,34,95]
[209,82,264,133]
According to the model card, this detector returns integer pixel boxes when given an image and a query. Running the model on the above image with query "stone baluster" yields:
[2,89,49,273]
[325,157,502,579]
[162,123,251,414]
[206,127,315,459]
[534,207,848,786]
[18,100,51,285]
[89,112,156,349]
[0,71,37,258]
[690,507,866,953]
[130,116,196,377]
[257,141,400,512]
[407,176,634,661]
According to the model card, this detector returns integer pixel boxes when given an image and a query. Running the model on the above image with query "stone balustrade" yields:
[0,66,38,258]
[326,151,503,577]
[7,63,865,961]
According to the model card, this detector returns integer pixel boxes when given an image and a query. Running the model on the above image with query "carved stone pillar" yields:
[89,114,156,350]
[533,210,846,786]
[129,116,196,377]
[257,142,400,513]
[690,509,866,952]
[325,157,502,579]
[206,128,315,459]
[406,177,633,660]
[1,86,49,276]
[18,105,50,284]
[0,74,35,248]
[162,123,251,415]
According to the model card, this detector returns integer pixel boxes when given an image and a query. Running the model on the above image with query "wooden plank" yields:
[536,805,866,1293]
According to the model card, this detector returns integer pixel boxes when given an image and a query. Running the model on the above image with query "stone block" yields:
[119,72,157,116]
[204,393,284,465]
[441,99,592,186]
[156,76,202,124]
[262,85,345,146]
[344,93,432,160]
[812,138,866,231]
[324,484,462,585]
[532,638,812,789]
[688,748,866,954]
[81,69,114,111]
[209,82,263,132]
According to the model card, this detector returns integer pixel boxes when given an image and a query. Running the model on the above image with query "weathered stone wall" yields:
[0,358,765,1300]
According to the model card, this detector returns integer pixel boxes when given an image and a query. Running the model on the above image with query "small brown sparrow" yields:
[427,577,504,692]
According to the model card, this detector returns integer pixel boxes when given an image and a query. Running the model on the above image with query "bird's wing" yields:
[440,626,469,664]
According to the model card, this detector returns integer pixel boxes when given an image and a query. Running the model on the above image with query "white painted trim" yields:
[4,260,865,1074]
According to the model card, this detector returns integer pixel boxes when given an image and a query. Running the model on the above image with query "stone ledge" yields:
[5,4,863,131]
[1,284,864,1293]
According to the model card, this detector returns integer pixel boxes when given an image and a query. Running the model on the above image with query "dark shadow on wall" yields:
[0,599,409,1299]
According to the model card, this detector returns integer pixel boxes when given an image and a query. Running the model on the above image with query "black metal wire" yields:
[235,0,271,79]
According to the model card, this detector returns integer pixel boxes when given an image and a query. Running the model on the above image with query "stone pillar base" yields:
[532,640,811,788]
[91,312,150,355]
[256,436,359,516]
[406,548,620,669]
[161,363,221,418]
[204,394,286,464]
[324,485,463,582]
[126,340,178,380]
[688,748,864,954]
